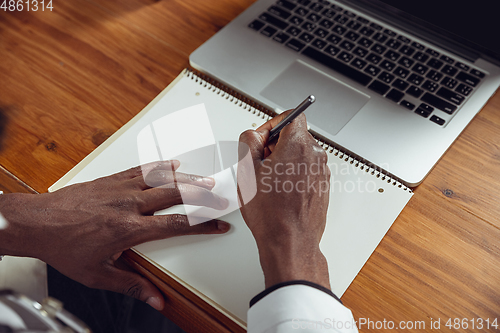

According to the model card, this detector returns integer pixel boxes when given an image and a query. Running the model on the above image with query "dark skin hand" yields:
[238,112,331,289]
[0,160,230,310]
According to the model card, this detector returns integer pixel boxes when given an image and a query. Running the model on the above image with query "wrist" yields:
[257,238,330,290]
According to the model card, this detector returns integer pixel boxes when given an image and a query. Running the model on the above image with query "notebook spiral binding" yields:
[185,68,412,193]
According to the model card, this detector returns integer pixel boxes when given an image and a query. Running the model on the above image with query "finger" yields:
[112,160,181,181]
[140,170,216,190]
[98,263,166,311]
[255,110,292,132]
[136,215,230,242]
[137,183,229,214]
[239,129,268,165]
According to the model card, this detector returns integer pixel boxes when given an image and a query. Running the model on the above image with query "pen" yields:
[268,95,315,143]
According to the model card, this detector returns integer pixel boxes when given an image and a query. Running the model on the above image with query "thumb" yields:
[103,264,165,311]
[239,129,268,165]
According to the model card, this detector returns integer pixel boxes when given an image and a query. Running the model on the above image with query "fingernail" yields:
[202,177,215,187]
[217,221,230,232]
[169,160,180,169]
[146,296,162,311]
[219,197,230,209]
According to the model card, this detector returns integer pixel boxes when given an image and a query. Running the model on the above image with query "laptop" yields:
[189,0,500,186]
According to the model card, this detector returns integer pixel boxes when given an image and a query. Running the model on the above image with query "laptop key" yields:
[400,45,415,56]
[343,10,356,18]
[357,38,373,48]
[366,53,382,64]
[407,85,424,98]
[441,77,458,89]
[353,47,368,57]
[314,28,329,38]
[383,29,396,37]
[380,59,395,71]
[426,70,443,82]
[392,79,409,91]
[307,13,321,22]
[386,39,401,50]
[415,107,432,118]
[455,62,469,71]
[441,65,457,76]
[373,33,388,43]
[408,73,424,85]
[269,6,292,19]
[359,26,375,37]
[334,15,349,24]
[259,13,289,30]
[386,89,405,102]
[276,0,296,11]
[346,20,362,30]
[322,8,337,19]
[295,6,309,16]
[345,31,360,42]
[439,55,454,64]
[370,22,383,31]
[286,38,306,52]
[384,50,400,61]
[397,35,411,43]
[371,43,386,55]
[470,69,485,78]
[286,26,302,36]
[456,83,473,96]
[421,93,457,114]
[331,4,343,11]
[456,71,480,87]
[324,44,340,56]
[352,58,367,69]
[326,34,342,44]
[356,16,369,24]
[301,47,372,85]
[289,16,304,26]
[312,38,327,49]
[368,80,390,95]
[400,100,415,110]
[338,51,354,63]
[299,32,314,43]
[261,26,278,37]
[309,3,324,12]
[413,51,429,63]
[364,64,381,76]
[394,67,410,79]
[411,41,425,50]
[332,25,347,35]
[412,64,428,75]
[422,80,439,92]
[398,56,414,68]
[302,21,317,32]
[319,19,334,29]
[436,87,465,105]
[378,71,395,84]
[425,48,439,57]
[430,115,445,125]
[427,58,444,70]
[340,40,355,51]
[298,0,311,5]
[273,32,290,44]
[248,20,265,31]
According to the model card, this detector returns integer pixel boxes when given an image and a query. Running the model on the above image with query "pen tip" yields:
[309,95,316,103]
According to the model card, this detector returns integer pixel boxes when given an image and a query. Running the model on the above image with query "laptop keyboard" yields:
[248,0,486,126]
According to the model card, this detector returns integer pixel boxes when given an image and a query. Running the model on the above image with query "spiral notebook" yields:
[50,69,413,328]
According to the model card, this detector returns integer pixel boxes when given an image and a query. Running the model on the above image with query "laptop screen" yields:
[357,0,500,62]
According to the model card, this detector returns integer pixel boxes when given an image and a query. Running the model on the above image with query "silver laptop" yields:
[190,0,500,186]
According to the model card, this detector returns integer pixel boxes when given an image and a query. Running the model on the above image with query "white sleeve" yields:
[247,284,358,333]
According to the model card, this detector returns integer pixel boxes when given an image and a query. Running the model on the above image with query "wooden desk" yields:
[1,1,499,332]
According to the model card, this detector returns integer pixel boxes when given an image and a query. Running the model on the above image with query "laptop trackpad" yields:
[260,61,370,136]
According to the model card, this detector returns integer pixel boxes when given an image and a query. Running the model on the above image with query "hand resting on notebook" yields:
[238,112,331,290]
[0,160,230,311]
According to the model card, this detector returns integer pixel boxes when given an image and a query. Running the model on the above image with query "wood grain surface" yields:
[1,0,499,332]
